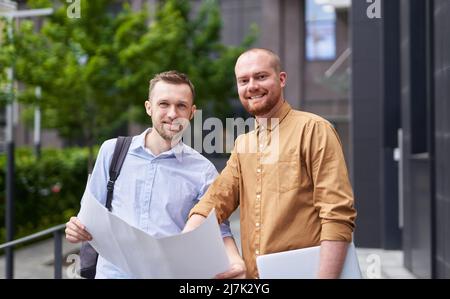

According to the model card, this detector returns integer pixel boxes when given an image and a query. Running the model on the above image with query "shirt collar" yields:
[255,100,292,132]
[129,128,186,161]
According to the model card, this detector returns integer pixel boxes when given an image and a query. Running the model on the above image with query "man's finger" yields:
[66,222,92,240]
[73,220,92,239]
[72,217,86,231]
[65,230,84,241]
[215,264,246,279]
[215,269,239,279]
[66,234,81,243]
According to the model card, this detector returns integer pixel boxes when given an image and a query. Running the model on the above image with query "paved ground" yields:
[0,210,416,279]
[0,237,81,279]
[355,247,416,279]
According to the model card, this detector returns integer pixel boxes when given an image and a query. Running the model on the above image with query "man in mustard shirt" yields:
[184,48,357,279]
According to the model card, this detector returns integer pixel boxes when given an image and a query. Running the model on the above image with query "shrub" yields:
[0,147,98,244]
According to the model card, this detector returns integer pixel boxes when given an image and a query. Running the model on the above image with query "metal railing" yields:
[0,223,66,279]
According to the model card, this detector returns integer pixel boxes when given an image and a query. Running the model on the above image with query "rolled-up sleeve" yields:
[305,121,356,242]
[189,138,241,225]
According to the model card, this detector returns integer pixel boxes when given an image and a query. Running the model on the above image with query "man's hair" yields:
[148,70,195,101]
[238,48,282,73]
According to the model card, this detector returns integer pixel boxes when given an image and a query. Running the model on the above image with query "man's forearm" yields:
[184,215,243,265]
[182,213,206,233]
[215,236,246,279]
[223,236,244,265]
[318,240,349,279]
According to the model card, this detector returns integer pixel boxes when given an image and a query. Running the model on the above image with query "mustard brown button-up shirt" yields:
[189,101,356,278]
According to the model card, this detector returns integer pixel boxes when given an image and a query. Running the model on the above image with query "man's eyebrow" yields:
[237,71,269,79]
[156,99,190,104]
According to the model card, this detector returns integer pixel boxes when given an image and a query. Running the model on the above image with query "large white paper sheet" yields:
[77,187,229,278]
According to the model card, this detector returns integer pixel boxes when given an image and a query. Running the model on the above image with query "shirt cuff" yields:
[189,204,232,238]
[219,220,233,238]
[320,221,354,242]
[188,204,213,219]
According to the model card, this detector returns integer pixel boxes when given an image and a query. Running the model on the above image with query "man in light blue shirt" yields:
[65,71,246,278]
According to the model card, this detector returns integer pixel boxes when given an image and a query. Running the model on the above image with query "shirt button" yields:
[256,222,260,227]
[256,194,261,200]
[255,250,260,255]
[257,168,261,173]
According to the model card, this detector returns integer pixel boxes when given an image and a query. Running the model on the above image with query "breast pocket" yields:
[277,158,300,193]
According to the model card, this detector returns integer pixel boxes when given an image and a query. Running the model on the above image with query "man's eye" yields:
[239,80,248,85]
[159,103,168,107]
[258,75,266,80]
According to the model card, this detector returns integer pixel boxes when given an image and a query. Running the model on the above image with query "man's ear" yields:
[190,105,197,121]
[279,72,287,88]
[145,100,152,117]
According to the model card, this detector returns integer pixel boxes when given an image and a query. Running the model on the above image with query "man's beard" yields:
[242,95,278,116]
[154,119,189,143]
[154,124,175,141]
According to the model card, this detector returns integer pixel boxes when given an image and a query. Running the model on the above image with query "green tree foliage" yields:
[0,0,256,146]
[0,17,15,107]
[116,0,256,122]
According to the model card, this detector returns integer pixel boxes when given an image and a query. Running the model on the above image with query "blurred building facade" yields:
[352,0,450,278]
[215,0,352,162]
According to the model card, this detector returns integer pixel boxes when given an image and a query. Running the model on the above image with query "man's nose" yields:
[166,105,178,119]
[248,78,259,92]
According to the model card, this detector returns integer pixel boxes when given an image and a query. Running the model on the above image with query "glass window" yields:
[305,0,337,61]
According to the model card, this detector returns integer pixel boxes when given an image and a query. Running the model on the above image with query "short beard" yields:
[242,97,278,116]
[154,123,186,146]
[154,125,175,141]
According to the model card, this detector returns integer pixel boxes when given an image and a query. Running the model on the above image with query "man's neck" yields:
[145,129,178,156]
[255,98,285,120]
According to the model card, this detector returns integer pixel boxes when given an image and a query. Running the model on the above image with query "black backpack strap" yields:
[105,136,133,211]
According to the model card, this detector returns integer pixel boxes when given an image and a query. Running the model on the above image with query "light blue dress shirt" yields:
[87,128,232,278]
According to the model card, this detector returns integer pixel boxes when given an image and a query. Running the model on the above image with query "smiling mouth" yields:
[163,122,183,131]
[247,93,266,100]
